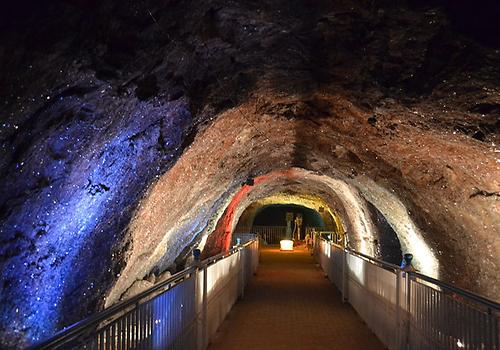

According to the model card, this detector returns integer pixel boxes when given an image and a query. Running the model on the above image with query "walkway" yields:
[209,245,385,350]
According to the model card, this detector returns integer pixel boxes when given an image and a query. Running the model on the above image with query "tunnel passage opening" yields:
[253,204,325,229]
[230,190,344,246]
[251,204,327,243]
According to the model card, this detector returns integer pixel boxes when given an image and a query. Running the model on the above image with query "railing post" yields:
[490,307,499,350]
[202,266,208,350]
[239,247,245,299]
[193,249,203,350]
[405,272,411,350]
[193,248,208,350]
[396,270,401,350]
[342,248,348,303]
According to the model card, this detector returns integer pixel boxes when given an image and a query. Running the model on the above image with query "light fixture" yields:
[280,239,294,251]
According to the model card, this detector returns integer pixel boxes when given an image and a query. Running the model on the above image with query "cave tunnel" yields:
[252,204,325,228]
[0,0,499,347]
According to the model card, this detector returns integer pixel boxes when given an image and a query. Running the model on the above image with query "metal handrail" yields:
[318,236,500,312]
[409,271,500,311]
[28,266,196,350]
[29,240,257,350]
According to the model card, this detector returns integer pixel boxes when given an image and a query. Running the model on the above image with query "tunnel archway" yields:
[230,183,402,263]
[252,204,325,228]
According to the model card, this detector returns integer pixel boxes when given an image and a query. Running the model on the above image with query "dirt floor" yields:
[208,245,386,350]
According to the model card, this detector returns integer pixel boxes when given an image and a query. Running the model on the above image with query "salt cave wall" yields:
[1,0,499,348]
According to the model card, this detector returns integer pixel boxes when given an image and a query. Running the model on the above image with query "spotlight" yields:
[280,239,294,251]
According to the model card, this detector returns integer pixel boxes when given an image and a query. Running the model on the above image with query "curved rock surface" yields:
[0,0,499,347]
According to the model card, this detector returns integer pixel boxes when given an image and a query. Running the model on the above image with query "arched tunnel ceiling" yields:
[0,0,499,347]
[106,93,495,307]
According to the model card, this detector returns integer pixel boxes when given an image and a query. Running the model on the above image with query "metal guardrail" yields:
[314,237,500,350]
[246,226,327,244]
[251,226,287,244]
[29,237,259,350]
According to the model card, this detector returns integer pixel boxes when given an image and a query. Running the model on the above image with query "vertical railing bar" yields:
[472,305,478,349]
[459,296,464,349]
[96,330,100,350]
[99,328,104,350]
[132,308,137,349]
[148,301,152,350]
[451,299,463,346]
[426,286,430,346]
[105,326,111,350]
[116,319,121,350]
[146,302,150,349]
[435,290,440,347]
[488,309,492,350]
[142,302,149,350]
[457,298,462,349]
[140,304,145,349]
[136,306,141,349]
[124,313,129,350]
[414,282,418,349]
[147,301,152,350]
[159,293,164,350]
[494,310,499,350]
[423,284,427,344]
[166,291,171,349]
[342,248,347,303]
[133,308,138,349]
[476,307,482,349]
[436,289,441,346]
[441,291,446,347]
[486,308,491,350]
[425,284,429,346]
[144,302,148,349]
[173,285,177,349]
[178,287,182,349]
[123,311,127,349]
[478,310,483,350]
[202,266,208,349]
[405,274,411,350]
[444,294,449,349]
[462,300,468,349]
[429,286,433,349]
[149,300,153,349]
[452,296,457,349]
[122,317,126,350]
[112,322,117,350]
[426,284,430,348]
[431,288,436,346]
[396,270,401,350]
[143,303,147,350]
[166,291,170,349]
[174,288,178,350]
[116,320,120,350]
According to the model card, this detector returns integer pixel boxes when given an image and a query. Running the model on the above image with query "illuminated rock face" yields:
[0,0,499,347]
[0,94,192,345]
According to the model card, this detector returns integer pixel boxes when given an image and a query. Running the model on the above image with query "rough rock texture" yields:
[119,280,154,302]
[0,0,499,347]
